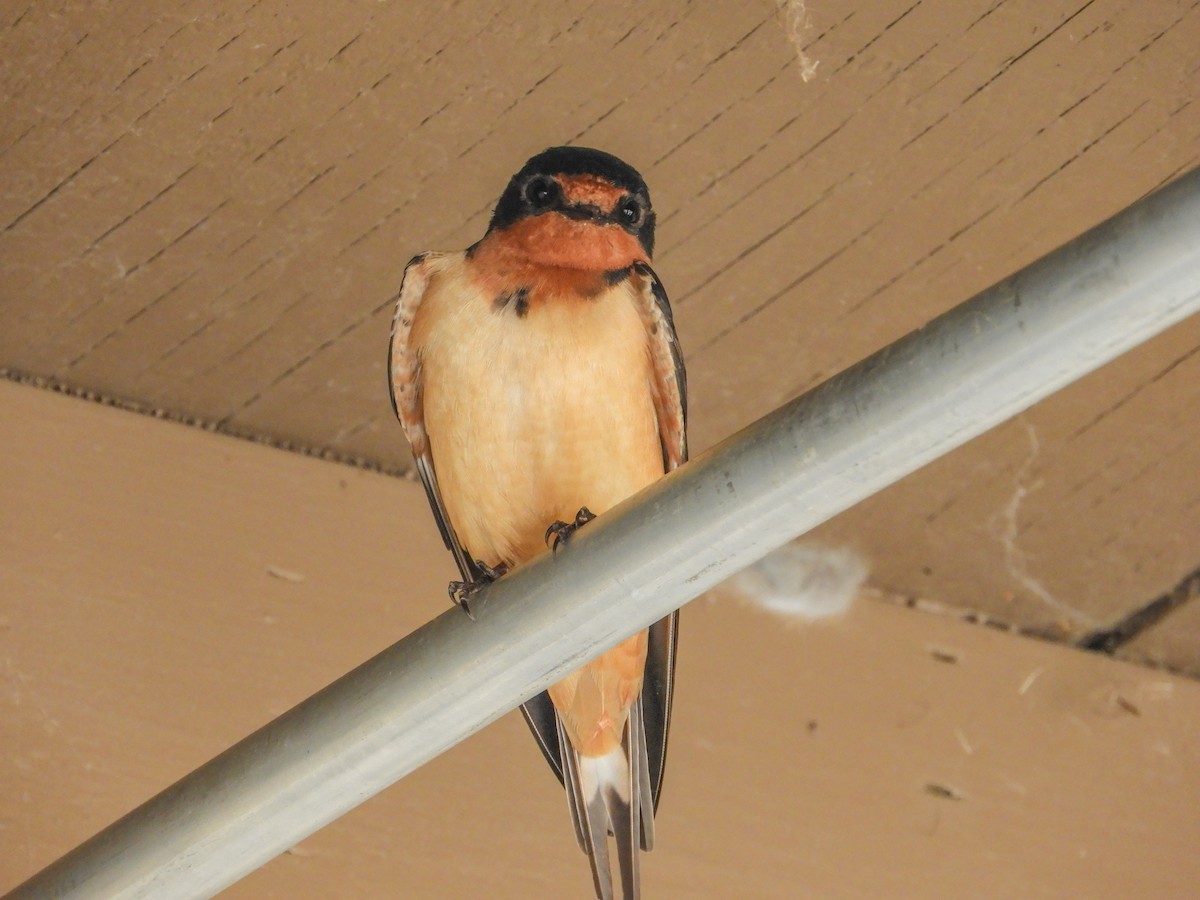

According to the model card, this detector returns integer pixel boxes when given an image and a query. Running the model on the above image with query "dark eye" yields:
[617,196,643,227]
[524,175,559,210]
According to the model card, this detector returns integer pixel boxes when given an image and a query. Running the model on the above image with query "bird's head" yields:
[485,146,655,272]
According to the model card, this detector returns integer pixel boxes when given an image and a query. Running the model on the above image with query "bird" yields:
[388,146,687,899]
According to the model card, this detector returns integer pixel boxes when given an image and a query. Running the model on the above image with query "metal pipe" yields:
[10,168,1200,899]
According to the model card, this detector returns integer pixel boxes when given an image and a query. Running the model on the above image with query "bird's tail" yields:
[558,698,656,900]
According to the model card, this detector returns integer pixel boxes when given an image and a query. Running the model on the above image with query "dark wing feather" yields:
[388,252,482,584]
[633,261,687,469]
[519,694,567,785]
[631,262,688,813]
[641,610,678,815]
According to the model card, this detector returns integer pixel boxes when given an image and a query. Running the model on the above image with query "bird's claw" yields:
[447,560,510,619]
[447,581,477,619]
[544,506,597,555]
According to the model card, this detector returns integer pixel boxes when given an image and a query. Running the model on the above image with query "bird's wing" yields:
[388,252,482,585]
[633,261,688,472]
[631,261,687,815]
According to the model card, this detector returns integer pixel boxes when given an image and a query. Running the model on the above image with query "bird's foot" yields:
[447,561,509,619]
[544,506,597,555]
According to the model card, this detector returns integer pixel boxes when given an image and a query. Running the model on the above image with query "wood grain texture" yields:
[1,1,1198,662]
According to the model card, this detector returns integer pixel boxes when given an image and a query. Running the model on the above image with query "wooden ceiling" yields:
[2,0,1199,671]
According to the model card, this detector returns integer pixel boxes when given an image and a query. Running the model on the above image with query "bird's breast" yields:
[414,258,663,567]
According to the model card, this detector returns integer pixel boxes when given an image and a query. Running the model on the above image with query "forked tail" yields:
[558,698,656,899]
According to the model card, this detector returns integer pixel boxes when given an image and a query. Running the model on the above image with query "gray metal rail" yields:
[9,167,1200,899]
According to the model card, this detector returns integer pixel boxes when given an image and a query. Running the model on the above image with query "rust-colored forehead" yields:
[557,173,628,210]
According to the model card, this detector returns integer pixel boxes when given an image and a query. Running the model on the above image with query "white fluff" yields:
[730,542,867,620]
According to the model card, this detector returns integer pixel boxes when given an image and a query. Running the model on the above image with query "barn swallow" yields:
[388,146,687,899]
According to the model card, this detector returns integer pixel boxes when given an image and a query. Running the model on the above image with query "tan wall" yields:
[4,381,1198,897]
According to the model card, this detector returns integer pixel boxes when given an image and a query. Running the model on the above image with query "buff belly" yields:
[416,269,664,567]
[414,264,663,755]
